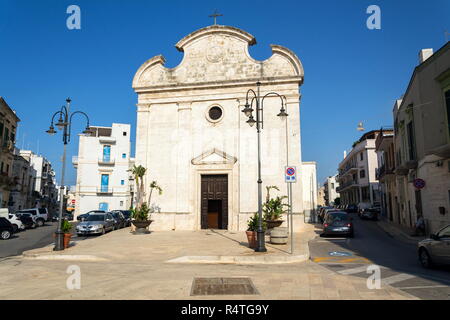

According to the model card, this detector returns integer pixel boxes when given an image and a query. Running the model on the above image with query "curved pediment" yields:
[132,25,304,90]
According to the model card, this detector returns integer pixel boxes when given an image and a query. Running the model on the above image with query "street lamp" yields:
[46,98,92,251]
[241,82,288,252]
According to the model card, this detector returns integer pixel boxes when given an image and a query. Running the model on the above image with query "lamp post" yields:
[241,82,288,252]
[46,98,92,251]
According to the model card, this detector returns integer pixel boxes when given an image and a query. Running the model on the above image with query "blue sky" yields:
[0,0,449,186]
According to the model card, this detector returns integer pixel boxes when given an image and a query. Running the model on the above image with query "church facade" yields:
[132,25,310,231]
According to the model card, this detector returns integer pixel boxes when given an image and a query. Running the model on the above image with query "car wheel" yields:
[1,230,11,240]
[419,248,433,268]
[36,219,44,227]
[101,228,106,235]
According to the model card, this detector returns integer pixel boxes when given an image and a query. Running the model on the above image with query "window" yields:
[123,131,127,136]
[407,121,416,160]
[360,170,365,178]
[120,201,124,207]
[103,145,111,162]
[121,180,125,185]
[206,105,224,122]
[360,152,363,161]
[122,153,126,159]
[331,183,334,189]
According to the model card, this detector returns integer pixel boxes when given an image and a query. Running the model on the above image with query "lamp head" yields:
[82,126,92,135]
[46,125,56,135]
[277,106,288,118]
[241,103,253,117]
[246,115,256,127]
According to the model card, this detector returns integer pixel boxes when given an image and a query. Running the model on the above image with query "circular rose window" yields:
[207,106,224,122]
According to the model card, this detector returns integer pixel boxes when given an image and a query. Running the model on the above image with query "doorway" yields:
[201,175,228,229]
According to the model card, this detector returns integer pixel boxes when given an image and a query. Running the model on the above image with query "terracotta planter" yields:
[246,231,257,248]
[63,233,72,249]
[264,220,284,230]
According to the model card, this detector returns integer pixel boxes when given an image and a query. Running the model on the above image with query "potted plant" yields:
[131,203,153,233]
[61,219,73,249]
[263,186,289,230]
[246,213,258,248]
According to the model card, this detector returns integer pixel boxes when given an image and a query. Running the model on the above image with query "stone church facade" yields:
[132,25,308,231]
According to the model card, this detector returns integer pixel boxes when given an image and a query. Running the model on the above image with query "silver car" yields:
[418,224,450,268]
[76,213,115,236]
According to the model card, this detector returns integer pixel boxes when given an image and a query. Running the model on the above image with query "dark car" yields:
[346,204,358,213]
[110,211,126,229]
[0,217,15,240]
[77,210,105,221]
[418,225,450,268]
[318,206,334,223]
[322,211,354,238]
[112,210,132,227]
[360,207,380,221]
[18,213,37,229]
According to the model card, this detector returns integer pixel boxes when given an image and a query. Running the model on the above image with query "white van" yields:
[15,208,48,227]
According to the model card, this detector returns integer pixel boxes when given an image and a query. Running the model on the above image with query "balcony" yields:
[376,165,395,181]
[98,136,116,144]
[336,180,359,193]
[72,156,78,168]
[96,187,113,195]
[98,157,115,165]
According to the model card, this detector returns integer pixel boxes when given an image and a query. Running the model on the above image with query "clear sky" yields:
[0,0,449,186]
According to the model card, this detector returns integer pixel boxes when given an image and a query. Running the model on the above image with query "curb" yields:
[376,220,423,245]
[22,254,108,262]
[166,253,310,265]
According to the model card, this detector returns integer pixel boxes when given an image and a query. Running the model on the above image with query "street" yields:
[309,212,450,300]
[0,221,93,259]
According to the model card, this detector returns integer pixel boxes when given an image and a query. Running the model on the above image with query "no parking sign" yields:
[285,166,297,183]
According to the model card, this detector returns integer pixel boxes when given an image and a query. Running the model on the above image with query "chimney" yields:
[419,48,433,64]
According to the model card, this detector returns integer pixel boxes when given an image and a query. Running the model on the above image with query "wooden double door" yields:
[201,175,228,230]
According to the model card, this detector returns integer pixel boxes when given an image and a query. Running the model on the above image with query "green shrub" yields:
[61,220,72,233]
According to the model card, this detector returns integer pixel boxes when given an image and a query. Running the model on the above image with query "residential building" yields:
[337,130,381,208]
[323,175,339,206]
[391,43,450,234]
[8,148,37,212]
[19,150,58,214]
[0,97,20,208]
[375,127,396,221]
[317,186,326,207]
[72,123,134,217]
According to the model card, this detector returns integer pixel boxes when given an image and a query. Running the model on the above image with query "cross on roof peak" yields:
[209,10,223,25]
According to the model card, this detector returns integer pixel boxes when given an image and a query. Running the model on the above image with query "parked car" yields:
[0,217,15,240]
[7,214,25,233]
[15,208,47,227]
[345,204,358,213]
[322,208,341,224]
[76,212,115,236]
[322,211,354,237]
[318,206,334,223]
[119,210,132,227]
[110,211,126,229]
[418,224,450,268]
[360,207,380,221]
[76,210,105,221]
[17,213,37,229]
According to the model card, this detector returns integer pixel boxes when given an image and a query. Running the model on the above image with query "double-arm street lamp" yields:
[46,98,92,251]
[241,82,288,252]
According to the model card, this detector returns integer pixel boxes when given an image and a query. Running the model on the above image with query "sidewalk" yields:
[0,225,417,300]
[376,218,427,244]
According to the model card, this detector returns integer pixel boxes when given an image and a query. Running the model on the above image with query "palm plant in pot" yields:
[263,186,289,230]
[61,219,73,249]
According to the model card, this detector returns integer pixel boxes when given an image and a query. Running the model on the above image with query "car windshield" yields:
[86,215,105,222]
[121,211,131,218]
[330,212,348,221]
